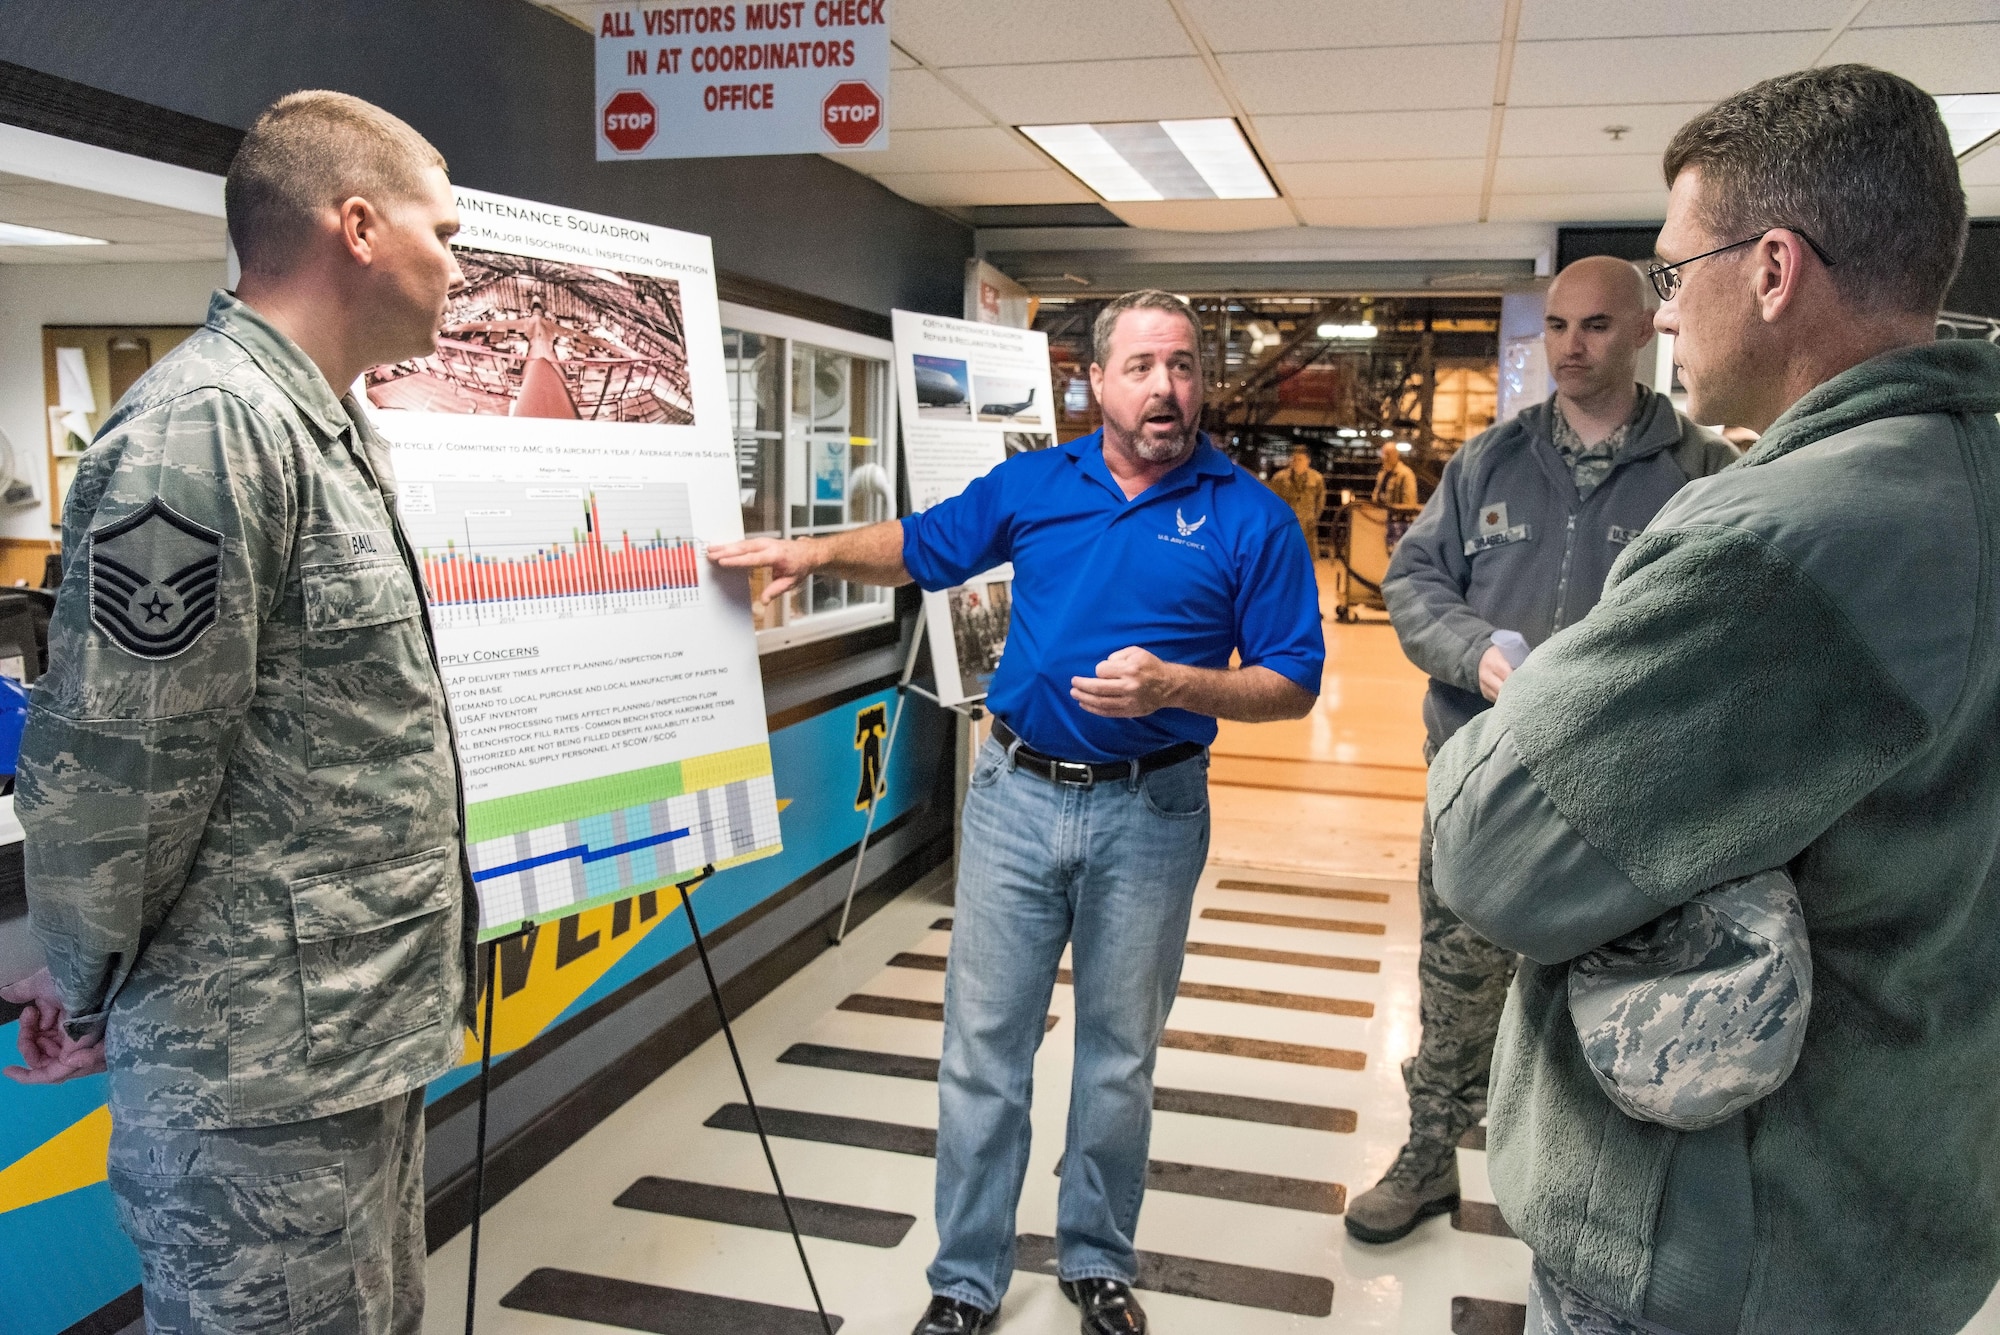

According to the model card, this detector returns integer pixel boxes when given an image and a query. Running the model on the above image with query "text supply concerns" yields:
[594,2,890,160]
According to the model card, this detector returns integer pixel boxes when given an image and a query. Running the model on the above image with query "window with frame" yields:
[721,302,897,652]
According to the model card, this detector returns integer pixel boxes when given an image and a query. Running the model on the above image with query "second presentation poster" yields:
[366,187,780,939]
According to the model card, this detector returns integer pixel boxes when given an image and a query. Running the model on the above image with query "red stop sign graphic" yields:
[603,90,657,154]
[821,81,882,148]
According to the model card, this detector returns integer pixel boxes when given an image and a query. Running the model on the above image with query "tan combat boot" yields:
[1343,1140,1459,1243]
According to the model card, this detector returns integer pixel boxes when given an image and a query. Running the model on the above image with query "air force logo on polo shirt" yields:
[1161,506,1209,551]
[89,497,222,660]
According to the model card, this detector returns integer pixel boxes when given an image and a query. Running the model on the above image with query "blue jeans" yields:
[927,737,1211,1312]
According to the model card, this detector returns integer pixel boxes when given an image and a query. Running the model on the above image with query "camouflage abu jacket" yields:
[18,290,474,1130]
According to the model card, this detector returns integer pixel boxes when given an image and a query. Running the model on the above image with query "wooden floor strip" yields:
[1161,1029,1367,1070]
[1452,1199,1517,1239]
[776,1044,1357,1132]
[1451,1295,1527,1335]
[837,993,1057,1032]
[615,1177,916,1248]
[1185,940,1381,974]
[888,953,1372,1016]
[703,1103,937,1157]
[500,1268,842,1334]
[1202,907,1387,936]
[1014,1233,1335,1318]
[1214,877,1393,904]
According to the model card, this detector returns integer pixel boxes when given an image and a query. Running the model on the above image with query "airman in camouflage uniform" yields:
[15,91,472,1334]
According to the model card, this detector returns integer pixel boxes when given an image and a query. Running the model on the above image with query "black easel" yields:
[458,869,834,1335]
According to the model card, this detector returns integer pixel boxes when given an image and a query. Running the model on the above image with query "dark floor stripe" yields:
[837,993,1057,1031]
[1161,1028,1367,1070]
[777,1043,940,1082]
[1201,907,1387,935]
[1152,1086,1357,1133]
[1452,1199,1517,1239]
[775,1043,1356,1132]
[1014,1233,1334,1318]
[1460,1124,1487,1150]
[1185,939,1380,973]
[930,917,954,930]
[614,1176,915,1248]
[1143,1159,1346,1214]
[1451,1295,1527,1335]
[1215,877,1393,904]
[704,1103,937,1157]
[500,1268,842,1334]
[892,953,1371,1017]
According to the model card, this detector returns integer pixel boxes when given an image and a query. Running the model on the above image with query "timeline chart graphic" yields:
[398,478,703,628]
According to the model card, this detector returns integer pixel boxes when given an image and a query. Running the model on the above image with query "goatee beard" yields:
[1129,423,1195,463]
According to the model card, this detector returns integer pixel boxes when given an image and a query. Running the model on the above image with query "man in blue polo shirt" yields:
[711,289,1321,1335]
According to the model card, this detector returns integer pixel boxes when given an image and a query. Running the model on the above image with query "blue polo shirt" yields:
[901,430,1323,762]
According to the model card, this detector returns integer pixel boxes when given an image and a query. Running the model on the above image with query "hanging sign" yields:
[593,2,892,160]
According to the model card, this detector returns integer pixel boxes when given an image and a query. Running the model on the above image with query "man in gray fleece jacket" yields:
[1430,65,2000,1334]
[1354,258,1733,1241]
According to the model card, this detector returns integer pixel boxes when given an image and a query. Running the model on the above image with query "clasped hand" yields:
[1071,646,1179,718]
[2,968,106,1085]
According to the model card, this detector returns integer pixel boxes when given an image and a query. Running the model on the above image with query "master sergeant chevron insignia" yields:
[88,498,223,660]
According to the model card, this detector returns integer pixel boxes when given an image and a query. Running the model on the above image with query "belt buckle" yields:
[1050,759,1096,788]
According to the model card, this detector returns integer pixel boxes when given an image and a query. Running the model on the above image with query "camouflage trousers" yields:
[1402,811,1517,1166]
[1529,1258,1689,1335]
[107,1089,427,1335]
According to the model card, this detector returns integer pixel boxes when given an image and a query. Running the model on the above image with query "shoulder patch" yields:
[88,498,222,660]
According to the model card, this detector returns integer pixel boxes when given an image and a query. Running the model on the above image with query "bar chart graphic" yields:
[399,479,701,628]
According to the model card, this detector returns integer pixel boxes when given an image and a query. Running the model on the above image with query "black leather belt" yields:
[990,718,1204,788]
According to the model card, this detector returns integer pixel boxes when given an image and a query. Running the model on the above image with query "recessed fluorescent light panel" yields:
[1937,93,2000,157]
[1019,119,1276,202]
[1317,323,1378,340]
[0,221,108,246]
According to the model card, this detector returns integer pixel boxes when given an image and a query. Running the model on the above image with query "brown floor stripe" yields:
[1185,940,1381,974]
[1451,1296,1527,1335]
[1160,1029,1367,1070]
[615,1177,915,1248]
[1460,1124,1487,1150]
[1202,907,1387,936]
[1452,1199,1517,1239]
[705,1103,937,1157]
[501,1268,842,1333]
[838,993,1057,1032]
[892,953,1371,1017]
[1144,1159,1346,1214]
[930,917,954,930]
[777,1044,1357,1132]
[1215,877,1393,904]
[1153,1086,1357,1133]
[1014,1233,1334,1317]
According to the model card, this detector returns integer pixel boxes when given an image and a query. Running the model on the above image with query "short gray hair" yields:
[1661,64,1965,316]
[1092,289,1202,370]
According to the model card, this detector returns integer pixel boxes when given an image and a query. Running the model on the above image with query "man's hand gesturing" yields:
[707,537,817,607]
[2,968,106,1085]
[1071,646,1182,718]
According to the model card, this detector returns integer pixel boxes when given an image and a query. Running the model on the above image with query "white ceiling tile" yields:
[1182,0,1503,52]
[1103,198,1298,230]
[1500,103,1710,158]
[889,69,993,130]
[852,127,1046,174]
[1220,44,1500,114]
[896,0,1193,67]
[1854,0,1999,27]
[1254,109,1492,162]
[1965,185,2000,217]
[1960,145,2000,187]
[1517,0,1851,41]
[1278,158,1487,197]
[1294,195,1483,226]
[1485,190,1667,222]
[1508,32,1821,107]
[891,45,919,70]
[1819,24,2000,96]
[1492,153,1669,194]
[870,168,1095,206]
[947,57,1230,123]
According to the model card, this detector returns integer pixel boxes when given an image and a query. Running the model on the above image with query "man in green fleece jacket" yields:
[1429,65,2000,1335]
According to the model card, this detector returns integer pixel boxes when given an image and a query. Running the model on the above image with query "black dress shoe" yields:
[1060,1277,1147,1334]
[910,1294,994,1334]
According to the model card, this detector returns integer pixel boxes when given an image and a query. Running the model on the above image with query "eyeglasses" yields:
[1646,227,1837,302]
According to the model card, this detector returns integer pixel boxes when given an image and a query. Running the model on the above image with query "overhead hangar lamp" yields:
[1316,323,1378,340]
[1018,119,1276,202]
